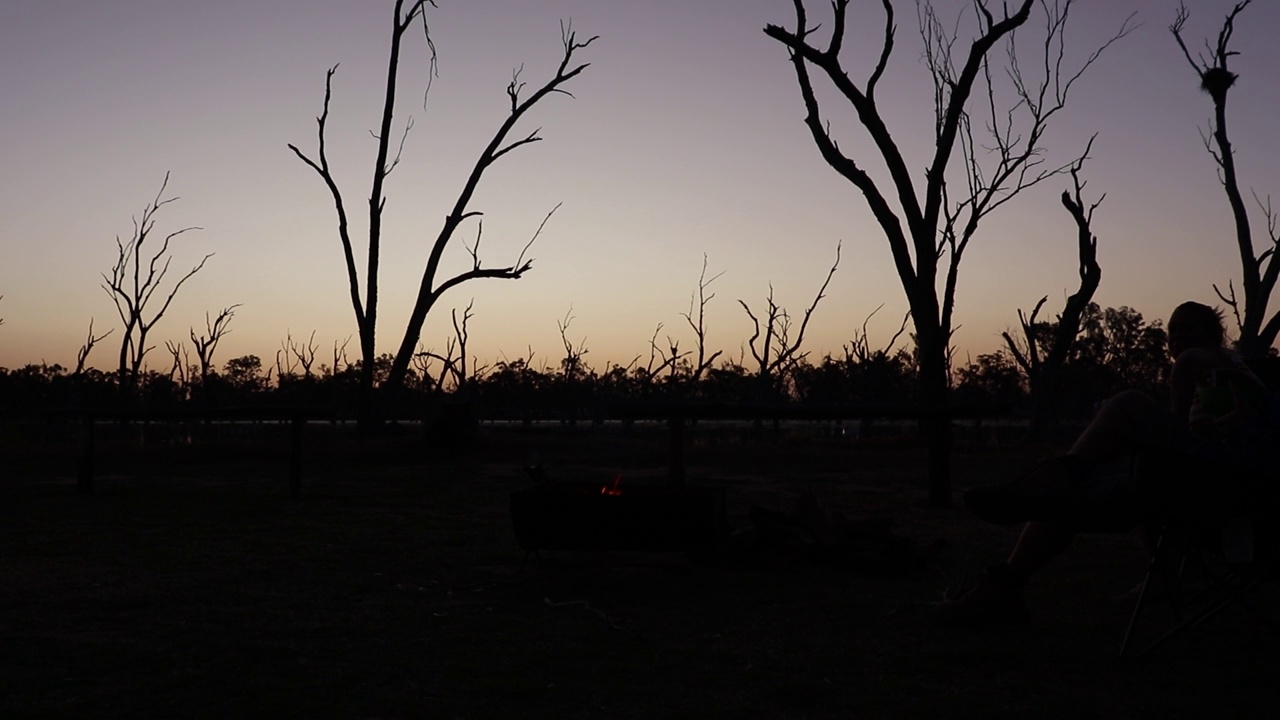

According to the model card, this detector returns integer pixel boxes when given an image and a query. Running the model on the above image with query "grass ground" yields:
[1,423,1276,719]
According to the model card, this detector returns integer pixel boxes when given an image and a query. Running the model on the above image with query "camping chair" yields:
[1118,359,1280,659]
[1119,455,1277,658]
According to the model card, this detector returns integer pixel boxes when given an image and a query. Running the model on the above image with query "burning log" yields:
[510,473,726,553]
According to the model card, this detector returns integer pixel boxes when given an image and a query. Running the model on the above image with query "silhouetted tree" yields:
[1015,303,1170,423]
[289,0,596,421]
[682,255,725,384]
[414,300,479,394]
[330,337,352,378]
[101,173,212,392]
[223,355,267,395]
[631,322,688,393]
[738,242,840,399]
[765,0,1130,504]
[281,330,319,380]
[1171,1,1279,357]
[164,340,190,389]
[191,305,239,387]
[1002,157,1104,438]
[74,319,114,376]
[699,361,758,404]
[954,351,1027,408]
[804,305,916,405]
[1075,305,1169,396]
[475,352,549,421]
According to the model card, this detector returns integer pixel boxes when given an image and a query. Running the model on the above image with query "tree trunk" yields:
[1026,365,1062,442]
[916,336,952,507]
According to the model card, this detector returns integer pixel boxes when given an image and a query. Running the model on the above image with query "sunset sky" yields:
[3,0,1279,375]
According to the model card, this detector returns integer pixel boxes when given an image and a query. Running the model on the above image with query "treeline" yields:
[0,303,1168,426]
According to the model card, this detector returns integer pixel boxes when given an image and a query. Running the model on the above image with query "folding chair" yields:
[1119,362,1280,659]
[1119,496,1278,659]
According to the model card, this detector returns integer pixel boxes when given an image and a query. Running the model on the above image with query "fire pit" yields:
[511,476,726,552]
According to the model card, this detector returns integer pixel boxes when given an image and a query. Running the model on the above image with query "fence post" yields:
[668,412,686,485]
[289,411,304,499]
[77,413,94,496]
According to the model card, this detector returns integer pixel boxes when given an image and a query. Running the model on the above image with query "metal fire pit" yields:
[511,481,726,552]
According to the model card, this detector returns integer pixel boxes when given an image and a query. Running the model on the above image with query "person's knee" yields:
[1103,390,1155,419]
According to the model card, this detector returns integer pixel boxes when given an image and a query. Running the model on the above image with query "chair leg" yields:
[1124,540,1278,659]
[1120,571,1155,658]
[1122,530,1170,658]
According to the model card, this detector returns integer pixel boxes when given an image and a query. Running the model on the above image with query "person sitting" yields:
[936,301,1270,626]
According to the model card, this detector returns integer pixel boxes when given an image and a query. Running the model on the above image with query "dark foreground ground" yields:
[1,422,1276,719]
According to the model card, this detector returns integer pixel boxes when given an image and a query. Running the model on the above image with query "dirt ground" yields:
[1,423,1276,719]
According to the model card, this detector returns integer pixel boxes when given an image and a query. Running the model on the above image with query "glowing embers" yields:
[510,478,726,552]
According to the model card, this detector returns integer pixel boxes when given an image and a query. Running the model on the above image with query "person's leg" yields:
[935,520,1076,627]
[1068,389,1195,464]
[941,392,1185,625]
[1006,521,1075,578]
[964,391,1181,525]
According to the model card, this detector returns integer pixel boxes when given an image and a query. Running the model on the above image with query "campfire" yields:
[511,468,726,553]
[600,474,624,496]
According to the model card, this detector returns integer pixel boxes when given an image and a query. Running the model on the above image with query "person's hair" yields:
[1171,301,1226,347]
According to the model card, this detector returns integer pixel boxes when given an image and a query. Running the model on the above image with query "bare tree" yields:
[1002,157,1104,438]
[636,323,688,388]
[556,308,589,381]
[448,301,475,391]
[278,330,319,379]
[289,1,596,420]
[765,0,1130,504]
[681,255,725,383]
[165,339,190,387]
[101,173,211,390]
[414,300,477,393]
[1171,1,1278,357]
[331,336,352,377]
[844,304,911,365]
[411,345,451,393]
[190,305,240,386]
[75,318,115,376]
[276,346,298,380]
[738,242,840,396]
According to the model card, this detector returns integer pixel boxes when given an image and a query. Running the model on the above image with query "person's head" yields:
[1167,301,1226,357]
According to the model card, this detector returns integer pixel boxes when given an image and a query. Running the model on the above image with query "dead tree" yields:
[164,340,190,387]
[1171,1,1279,357]
[845,304,910,365]
[289,1,596,417]
[101,173,211,390]
[681,255,725,383]
[190,305,240,386]
[1002,157,1104,438]
[75,319,115,376]
[414,300,476,393]
[278,330,319,380]
[448,301,475,392]
[765,0,1131,504]
[738,242,840,397]
[411,346,452,394]
[556,308,589,382]
[637,323,688,388]
[276,347,298,380]
[331,337,352,377]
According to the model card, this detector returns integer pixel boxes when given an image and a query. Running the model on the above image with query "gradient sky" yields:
[3,0,1279,374]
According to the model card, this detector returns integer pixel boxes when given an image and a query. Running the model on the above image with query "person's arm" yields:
[1169,349,1208,421]
[1218,364,1269,426]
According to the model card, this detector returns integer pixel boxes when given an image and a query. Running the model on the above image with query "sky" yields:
[2,0,1279,375]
